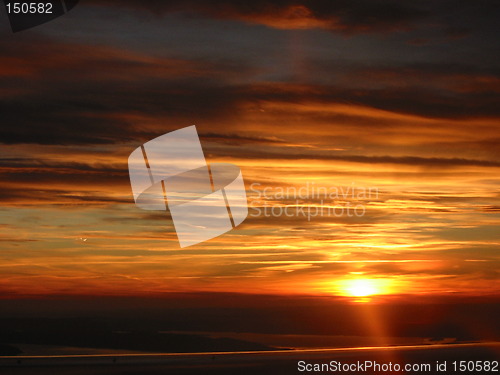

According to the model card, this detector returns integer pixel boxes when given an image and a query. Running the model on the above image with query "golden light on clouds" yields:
[0,2,499,300]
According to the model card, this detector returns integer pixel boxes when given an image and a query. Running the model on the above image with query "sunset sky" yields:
[0,0,499,300]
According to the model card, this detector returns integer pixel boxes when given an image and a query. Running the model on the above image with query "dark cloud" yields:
[200,132,285,145]
[89,0,429,34]
[2,75,498,146]
[0,159,128,183]
[216,148,500,167]
[0,186,130,205]
[0,36,257,145]
[0,158,131,205]
[479,205,500,212]
[86,0,500,40]
[1,31,499,147]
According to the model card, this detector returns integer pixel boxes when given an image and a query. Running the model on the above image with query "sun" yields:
[345,279,378,297]
[337,278,392,300]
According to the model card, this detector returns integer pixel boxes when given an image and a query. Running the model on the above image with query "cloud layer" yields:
[0,1,498,298]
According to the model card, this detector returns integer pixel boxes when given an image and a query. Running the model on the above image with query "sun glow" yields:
[346,279,378,297]
[338,278,392,300]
